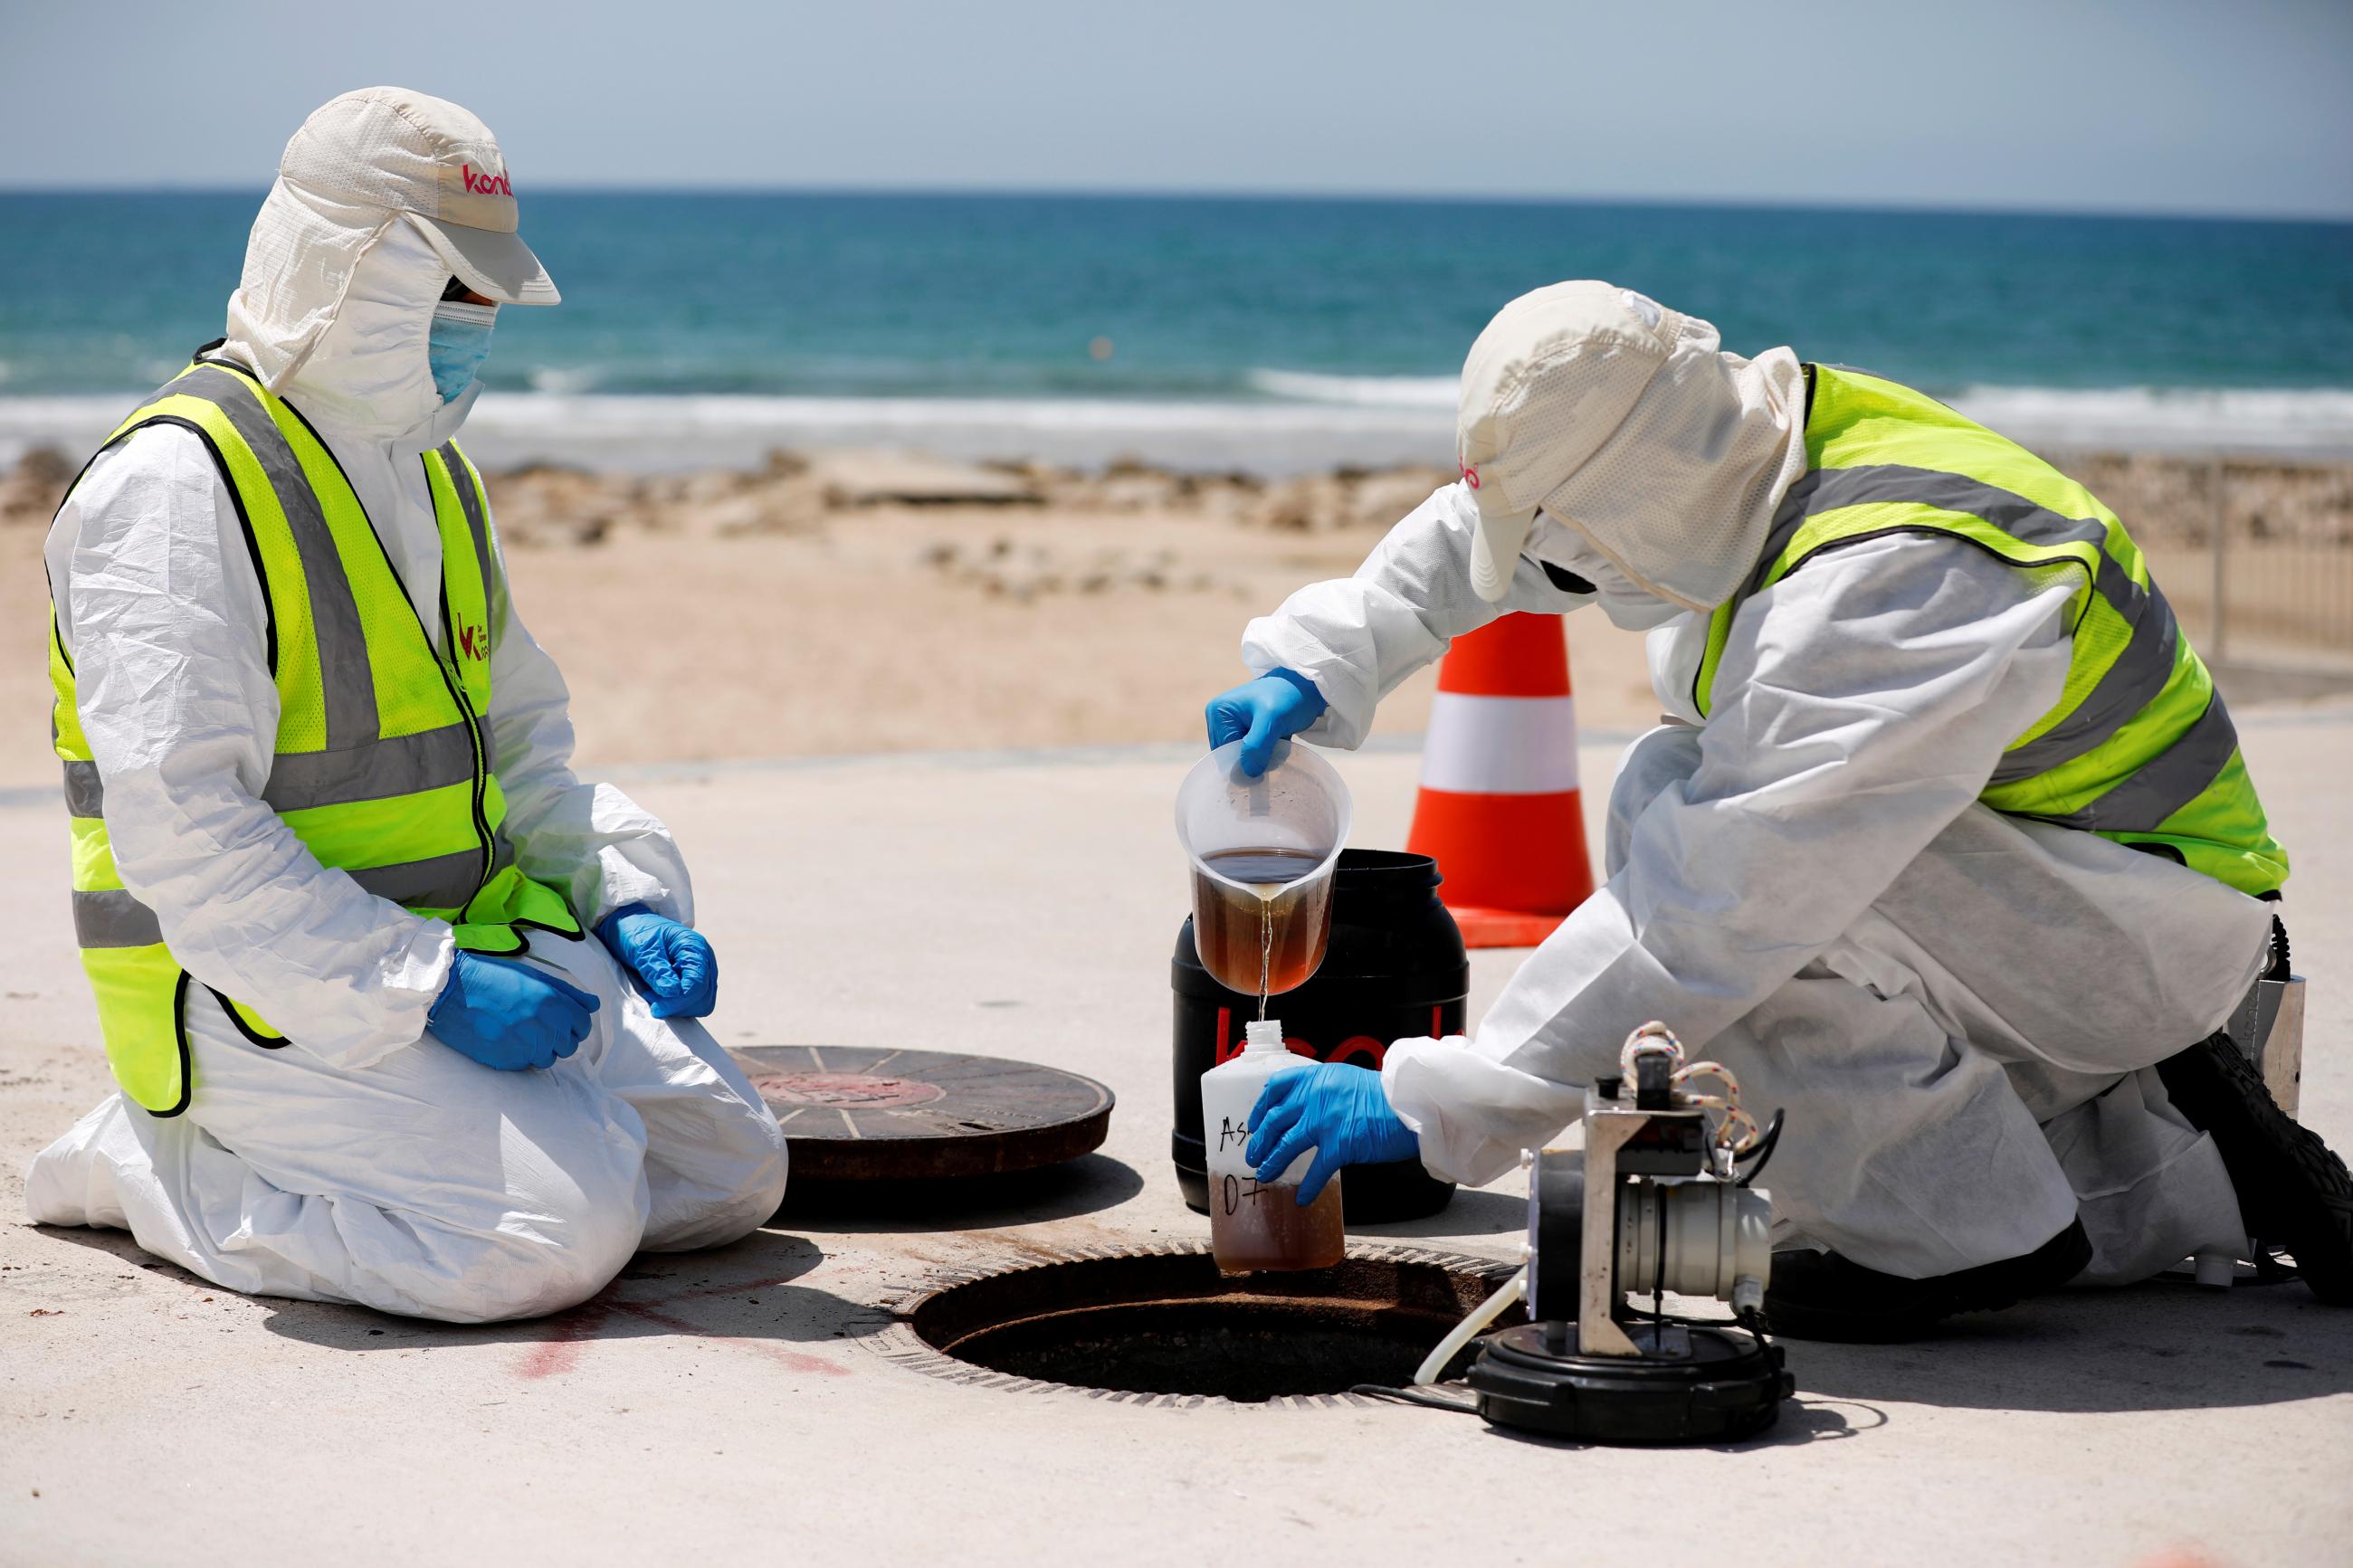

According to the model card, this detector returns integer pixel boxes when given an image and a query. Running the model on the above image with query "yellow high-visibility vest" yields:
[50,351,579,1114]
[1695,364,2285,898]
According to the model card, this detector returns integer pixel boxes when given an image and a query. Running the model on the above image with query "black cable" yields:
[1651,1186,1669,1342]
[1737,1108,1786,1187]
[1597,1307,1753,1335]
[1349,1383,1481,1414]
[1738,1305,1774,1355]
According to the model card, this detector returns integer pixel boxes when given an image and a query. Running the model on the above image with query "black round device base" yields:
[1466,1321,1793,1445]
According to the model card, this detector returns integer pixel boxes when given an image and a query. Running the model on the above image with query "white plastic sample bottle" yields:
[1200,1020,1347,1273]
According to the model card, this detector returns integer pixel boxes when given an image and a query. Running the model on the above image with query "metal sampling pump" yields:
[1413,1022,1795,1443]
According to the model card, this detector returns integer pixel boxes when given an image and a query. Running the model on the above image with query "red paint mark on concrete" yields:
[513,1269,851,1380]
[519,1330,590,1379]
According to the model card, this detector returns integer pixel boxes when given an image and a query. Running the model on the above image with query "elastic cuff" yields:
[596,901,653,943]
[1264,666,1328,713]
[585,848,675,931]
[1379,1034,1472,1137]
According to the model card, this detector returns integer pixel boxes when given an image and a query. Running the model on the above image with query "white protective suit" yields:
[1243,393,2272,1286]
[25,201,786,1323]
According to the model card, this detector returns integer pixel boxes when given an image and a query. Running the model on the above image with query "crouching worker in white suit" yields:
[25,88,786,1323]
[1209,281,2352,1342]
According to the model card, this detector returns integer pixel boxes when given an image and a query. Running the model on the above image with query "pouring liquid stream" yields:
[1259,893,1272,1020]
[1192,848,1327,1021]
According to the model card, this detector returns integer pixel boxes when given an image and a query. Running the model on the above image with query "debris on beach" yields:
[918,537,1213,602]
[1,447,72,525]
[6,445,2348,557]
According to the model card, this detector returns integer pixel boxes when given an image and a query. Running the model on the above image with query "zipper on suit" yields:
[436,575,496,908]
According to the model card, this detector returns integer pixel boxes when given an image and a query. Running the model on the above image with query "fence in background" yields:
[2051,451,2353,675]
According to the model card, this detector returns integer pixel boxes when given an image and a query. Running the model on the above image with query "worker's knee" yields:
[729,1126,790,1236]
[411,1220,641,1324]
[381,1151,651,1324]
[720,1132,790,1241]
[642,1103,789,1254]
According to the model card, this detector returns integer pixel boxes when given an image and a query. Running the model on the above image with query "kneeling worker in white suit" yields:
[26,88,786,1323]
[1208,281,2351,1340]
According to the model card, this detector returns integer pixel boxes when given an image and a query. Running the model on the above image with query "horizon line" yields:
[0,182,2348,227]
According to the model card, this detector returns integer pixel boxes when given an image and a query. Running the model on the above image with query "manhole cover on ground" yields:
[729,1045,1113,1182]
[875,1244,1526,1406]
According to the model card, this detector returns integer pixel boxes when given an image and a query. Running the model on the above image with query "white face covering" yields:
[1456,282,1811,613]
[224,205,472,441]
[1528,513,1686,630]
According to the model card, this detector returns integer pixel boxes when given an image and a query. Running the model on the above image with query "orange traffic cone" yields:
[1405,613,1596,948]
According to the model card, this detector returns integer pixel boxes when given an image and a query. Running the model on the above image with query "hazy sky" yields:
[5,0,2349,217]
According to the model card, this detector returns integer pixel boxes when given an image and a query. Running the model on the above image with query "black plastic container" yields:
[1172,848,1467,1223]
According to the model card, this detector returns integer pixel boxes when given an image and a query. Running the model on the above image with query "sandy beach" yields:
[5,443,2349,793]
[0,449,1643,792]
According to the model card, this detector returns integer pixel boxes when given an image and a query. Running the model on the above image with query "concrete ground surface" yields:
[4,712,2350,1568]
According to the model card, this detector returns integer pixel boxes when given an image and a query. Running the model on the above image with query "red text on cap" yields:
[462,165,512,197]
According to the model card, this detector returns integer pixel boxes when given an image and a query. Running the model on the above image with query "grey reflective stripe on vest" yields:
[166,366,379,751]
[347,848,483,908]
[2034,692,2241,834]
[1990,576,2181,784]
[72,889,162,949]
[1754,464,2117,595]
[1745,467,1831,591]
[62,759,103,819]
[1754,462,2183,784]
[437,442,495,595]
[262,721,477,813]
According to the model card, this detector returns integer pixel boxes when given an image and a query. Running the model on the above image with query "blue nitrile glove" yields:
[1245,1060,1421,1206]
[428,952,599,1071]
[596,903,719,1019]
[1204,668,1329,778]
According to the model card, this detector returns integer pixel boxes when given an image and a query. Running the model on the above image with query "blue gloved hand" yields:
[428,952,599,1071]
[1205,669,1329,778]
[1246,1060,1420,1206]
[595,903,719,1019]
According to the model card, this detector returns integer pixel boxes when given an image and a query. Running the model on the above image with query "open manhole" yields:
[875,1244,1526,1406]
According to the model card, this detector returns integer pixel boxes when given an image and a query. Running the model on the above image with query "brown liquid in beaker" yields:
[1191,848,1332,1018]
[1208,1172,1346,1273]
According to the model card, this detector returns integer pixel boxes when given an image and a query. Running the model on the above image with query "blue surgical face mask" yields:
[427,300,498,403]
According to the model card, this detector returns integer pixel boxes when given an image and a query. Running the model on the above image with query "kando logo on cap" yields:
[462,164,513,197]
[1459,462,1481,489]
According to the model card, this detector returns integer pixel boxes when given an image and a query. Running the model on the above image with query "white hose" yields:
[1411,1267,1527,1386]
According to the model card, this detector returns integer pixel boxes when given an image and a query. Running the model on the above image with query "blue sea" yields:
[5,192,2350,470]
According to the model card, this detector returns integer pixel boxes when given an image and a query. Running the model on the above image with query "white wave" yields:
[1950,385,2353,453]
[1247,368,1457,409]
[1242,371,2353,453]
[0,392,1454,476]
[458,392,1453,473]
[470,392,1437,432]
[525,365,604,395]
[0,396,129,457]
[7,384,2351,475]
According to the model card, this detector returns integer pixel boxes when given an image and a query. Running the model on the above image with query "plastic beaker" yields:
[1176,738,1353,1002]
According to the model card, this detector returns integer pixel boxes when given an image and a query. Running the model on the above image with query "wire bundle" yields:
[1618,1021,1761,1155]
